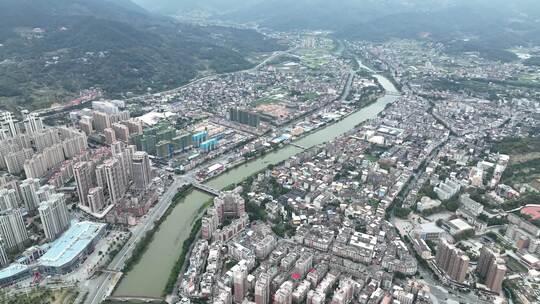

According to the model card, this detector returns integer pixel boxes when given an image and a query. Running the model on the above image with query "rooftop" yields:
[39,221,106,268]
[0,263,29,280]
[448,218,473,232]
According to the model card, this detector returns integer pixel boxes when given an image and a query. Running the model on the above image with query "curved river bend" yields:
[114,75,399,297]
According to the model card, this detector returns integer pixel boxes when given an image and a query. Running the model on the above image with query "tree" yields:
[394,207,412,219]
[444,199,459,212]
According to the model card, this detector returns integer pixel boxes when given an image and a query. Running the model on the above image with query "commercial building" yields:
[39,193,71,241]
[415,222,445,241]
[39,221,106,274]
[0,263,30,287]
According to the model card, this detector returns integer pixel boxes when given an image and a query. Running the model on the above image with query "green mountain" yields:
[134,0,540,63]
[0,0,284,111]
[132,0,263,16]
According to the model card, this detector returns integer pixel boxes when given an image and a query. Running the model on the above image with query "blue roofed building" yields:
[192,131,208,147]
[0,263,31,286]
[200,138,218,153]
[38,221,106,275]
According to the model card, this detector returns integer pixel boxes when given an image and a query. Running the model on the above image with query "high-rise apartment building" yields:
[0,188,18,212]
[255,273,272,304]
[233,262,248,303]
[39,193,70,241]
[74,162,93,208]
[87,187,106,213]
[112,123,130,142]
[0,209,28,250]
[104,158,126,204]
[36,185,54,202]
[104,128,116,145]
[0,238,8,267]
[132,151,152,190]
[435,239,469,283]
[485,259,506,293]
[93,111,111,132]
[19,178,40,213]
[22,113,44,135]
[274,281,294,304]
[477,246,507,293]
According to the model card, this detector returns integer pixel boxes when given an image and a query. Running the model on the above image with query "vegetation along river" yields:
[113,74,399,297]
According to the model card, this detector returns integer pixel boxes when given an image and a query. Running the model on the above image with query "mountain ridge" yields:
[0,0,284,111]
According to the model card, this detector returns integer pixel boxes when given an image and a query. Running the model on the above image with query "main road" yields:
[85,178,188,304]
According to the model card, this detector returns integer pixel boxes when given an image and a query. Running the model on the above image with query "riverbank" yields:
[163,218,202,296]
[113,74,401,298]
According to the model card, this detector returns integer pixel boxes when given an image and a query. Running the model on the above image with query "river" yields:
[113,75,400,297]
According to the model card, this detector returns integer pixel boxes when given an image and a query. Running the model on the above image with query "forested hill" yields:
[134,0,540,63]
[0,0,284,111]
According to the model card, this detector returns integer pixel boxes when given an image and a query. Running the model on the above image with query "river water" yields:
[113,75,399,297]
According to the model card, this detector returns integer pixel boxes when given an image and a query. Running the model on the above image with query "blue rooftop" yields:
[0,263,29,280]
[39,221,106,268]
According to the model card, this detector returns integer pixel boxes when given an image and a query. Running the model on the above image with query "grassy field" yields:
[506,256,529,273]
[300,92,320,102]
[1,287,79,304]
[494,137,540,185]
[296,48,331,69]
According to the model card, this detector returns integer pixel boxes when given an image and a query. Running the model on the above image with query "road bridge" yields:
[98,268,122,274]
[107,295,164,303]
[192,182,221,196]
[290,143,307,150]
